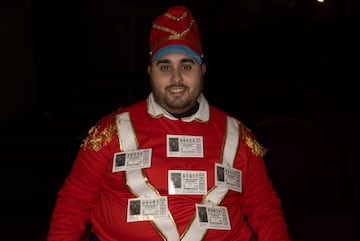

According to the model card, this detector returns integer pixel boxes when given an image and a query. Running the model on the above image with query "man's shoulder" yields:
[238,121,267,158]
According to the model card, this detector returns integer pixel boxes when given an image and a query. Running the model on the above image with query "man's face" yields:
[148,52,206,115]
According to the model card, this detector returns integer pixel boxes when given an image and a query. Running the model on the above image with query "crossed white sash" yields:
[115,112,239,241]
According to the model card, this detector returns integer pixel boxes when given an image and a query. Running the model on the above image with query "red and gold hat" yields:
[149,5,203,64]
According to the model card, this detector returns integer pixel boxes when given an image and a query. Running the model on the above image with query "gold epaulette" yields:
[80,118,117,151]
[239,121,267,157]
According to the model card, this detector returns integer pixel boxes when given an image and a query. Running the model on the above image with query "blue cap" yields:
[152,44,202,64]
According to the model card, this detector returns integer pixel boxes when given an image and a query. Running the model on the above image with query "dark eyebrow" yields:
[156,59,171,65]
[181,58,195,64]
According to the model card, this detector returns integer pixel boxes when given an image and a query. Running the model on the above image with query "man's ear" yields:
[147,66,151,75]
[201,63,206,74]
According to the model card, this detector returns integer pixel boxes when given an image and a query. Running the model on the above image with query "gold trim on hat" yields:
[164,10,188,21]
[152,19,195,38]
[149,9,203,59]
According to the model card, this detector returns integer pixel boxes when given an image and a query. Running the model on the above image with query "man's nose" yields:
[170,68,183,83]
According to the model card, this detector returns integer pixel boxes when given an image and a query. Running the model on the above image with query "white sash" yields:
[116,112,180,241]
[116,113,239,241]
[180,116,239,241]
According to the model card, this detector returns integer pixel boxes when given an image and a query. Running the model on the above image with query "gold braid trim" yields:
[239,121,267,157]
[80,118,117,151]
[164,11,188,21]
[152,19,194,38]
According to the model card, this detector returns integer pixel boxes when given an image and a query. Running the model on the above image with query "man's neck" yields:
[170,102,200,119]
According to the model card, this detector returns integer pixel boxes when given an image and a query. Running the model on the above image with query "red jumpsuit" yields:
[47,94,291,241]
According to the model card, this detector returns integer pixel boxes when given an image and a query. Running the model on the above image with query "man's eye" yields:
[182,65,192,71]
[160,65,170,71]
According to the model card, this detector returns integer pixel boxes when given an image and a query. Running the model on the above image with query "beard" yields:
[152,84,202,115]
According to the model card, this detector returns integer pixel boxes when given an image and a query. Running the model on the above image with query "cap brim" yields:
[152,44,202,64]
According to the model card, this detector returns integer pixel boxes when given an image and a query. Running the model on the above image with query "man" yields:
[47,5,291,241]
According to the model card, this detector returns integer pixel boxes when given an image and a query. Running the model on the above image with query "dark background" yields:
[1,0,359,240]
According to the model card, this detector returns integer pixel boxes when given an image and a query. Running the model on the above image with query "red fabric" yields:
[47,100,291,241]
[149,5,203,61]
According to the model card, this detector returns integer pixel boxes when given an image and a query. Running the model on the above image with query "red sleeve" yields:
[47,118,118,241]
